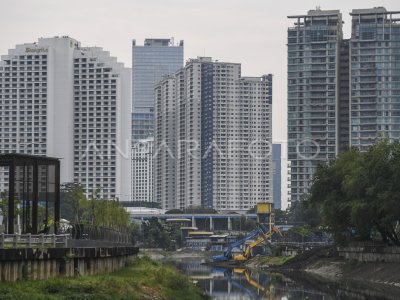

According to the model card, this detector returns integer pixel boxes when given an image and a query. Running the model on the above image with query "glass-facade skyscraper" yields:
[287,7,400,205]
[287,9,344,202]
[132,38,184,142]
[350,8,400,151]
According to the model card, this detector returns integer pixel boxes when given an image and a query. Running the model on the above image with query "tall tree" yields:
[309,140,400,245]
[60,183,88,223]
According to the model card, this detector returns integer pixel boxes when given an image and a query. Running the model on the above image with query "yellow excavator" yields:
[234,202,281,261]
[234,226,281,261]
[212,203,281,262]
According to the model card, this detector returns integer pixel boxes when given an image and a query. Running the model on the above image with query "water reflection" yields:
[170,257,399,300]
[171,258,332,299]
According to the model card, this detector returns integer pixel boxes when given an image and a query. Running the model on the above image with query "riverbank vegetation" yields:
[137,217,183,250]
[279,139,400,246]
[60,183,130,231]
[0,256,204,300]
[309,139,400,245]
[249,255,294,267]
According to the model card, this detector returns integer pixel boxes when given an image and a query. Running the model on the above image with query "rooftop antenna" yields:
[316,5,321,11]
[170,36,174,46]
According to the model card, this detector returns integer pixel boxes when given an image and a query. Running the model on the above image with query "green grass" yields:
[256,255,294,266]
[0,256,204,300]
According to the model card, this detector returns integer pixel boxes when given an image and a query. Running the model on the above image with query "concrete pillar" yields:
[209,278,213,294]
[29,261,33,280]
[228,217,232,231]
[94,259,98,275]
[8,262,13,282]
[11,262,16,281]
[32,261,38,280]
[10,262,17,281]
[209,217,214,231]
[192,216,196,228]
[110,258,113,272]
[17,261,23,281]
[90,258,93,274]
[79,259,84,275]
[51,260,57,278]
[39,260,44,280]
[45,260,50,279]
[65,259,72,277]
[4,262,9,281]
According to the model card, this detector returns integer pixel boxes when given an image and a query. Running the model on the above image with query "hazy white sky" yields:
[0,0,399,143]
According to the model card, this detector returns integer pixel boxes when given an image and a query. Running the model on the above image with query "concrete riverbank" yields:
[247,246,400,290]
[0,246,139,281]
[0,256,204,300]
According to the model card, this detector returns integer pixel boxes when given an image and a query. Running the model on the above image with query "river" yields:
[164,254,399,300]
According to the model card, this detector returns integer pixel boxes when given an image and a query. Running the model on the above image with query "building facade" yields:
[286,160,292,208]
[0,36,131,201]
[132,38,183,142]
[272,144,282,209]
[349,8,400,151]
[154,76,177,209]
[287,9,346,202]
[131,137,154,204]
[287,7,400,204]
[155,57,273,211]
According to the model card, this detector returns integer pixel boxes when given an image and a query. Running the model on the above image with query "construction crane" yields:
[213,203,280,262]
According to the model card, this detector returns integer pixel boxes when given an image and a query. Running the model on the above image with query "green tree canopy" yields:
[60,182,87,223]
[60,183,130,231]
[141,217,177,250]
[309,139,400,245]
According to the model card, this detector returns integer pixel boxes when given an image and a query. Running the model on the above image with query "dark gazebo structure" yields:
[0,154,60,234]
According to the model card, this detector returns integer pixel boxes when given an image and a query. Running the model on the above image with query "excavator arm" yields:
[243,230,274,258]
[212,228,262,262]
[212,203,279,263]
[235,226,281,261]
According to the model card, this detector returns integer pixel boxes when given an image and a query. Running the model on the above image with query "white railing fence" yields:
[0,233,69,249]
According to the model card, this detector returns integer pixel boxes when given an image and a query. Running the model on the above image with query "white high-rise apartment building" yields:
[155,57,273,211]
[154,76,177,209]
[0,36,131,201]
[131,137,154,203]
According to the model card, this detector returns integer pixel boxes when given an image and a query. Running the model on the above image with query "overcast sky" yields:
[1,0,399,144]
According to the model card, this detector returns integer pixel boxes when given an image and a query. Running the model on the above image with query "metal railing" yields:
[59,223,133,245]
[0,233,69,249]
[0,223,134,249]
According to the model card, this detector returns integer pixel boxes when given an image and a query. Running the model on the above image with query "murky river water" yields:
[167,255,399,300]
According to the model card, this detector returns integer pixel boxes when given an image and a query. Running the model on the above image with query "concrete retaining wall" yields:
[337,246,400,263]
[0,246,139,282]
